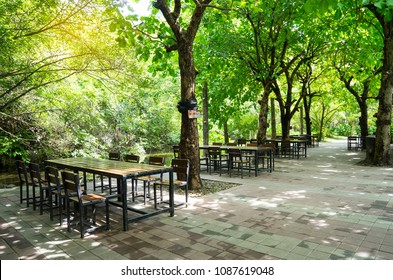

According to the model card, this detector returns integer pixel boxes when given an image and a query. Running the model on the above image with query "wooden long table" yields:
[45,157,174,231]
[200,145,274,176]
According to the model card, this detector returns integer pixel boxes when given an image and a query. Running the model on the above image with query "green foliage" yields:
[0,134,31,162]
[1,0,392,170]
[228,112,258,140]
[0,0,181,168]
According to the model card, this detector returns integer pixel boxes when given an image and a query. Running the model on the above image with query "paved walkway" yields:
[1,139,392,260]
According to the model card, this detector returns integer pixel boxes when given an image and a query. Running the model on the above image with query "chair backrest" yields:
[16,160,29,186]
[208,146,221,158]
[247,143,257,147]
[29,163,43,188]
[237,138,247,146]
[45,166,61,192]
[228,148,242,160]
[261,143,275,149]
[172,159,189,182]
[148,156,165,166]
[124,154,140,163]
[212,142,222,146]
[109,151,120,161]
[61,171,82,200]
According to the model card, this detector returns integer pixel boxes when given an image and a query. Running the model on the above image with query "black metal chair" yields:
[93,151,121,194]
[153,158,190,209]
[29,163,50,213]
[124,154,140,200]
[45,166,65,225]
[260,143,275,171]
[198,147,209,172]
[16,160,31,207]
[207,146,228,175]
[134,156,165,204]
[228,148,251,178]
[347,136,360,151]
[61,170,110,238]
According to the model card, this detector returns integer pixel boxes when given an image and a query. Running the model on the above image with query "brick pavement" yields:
[1,139,392,260]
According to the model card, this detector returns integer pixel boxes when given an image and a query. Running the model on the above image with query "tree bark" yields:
[202,81,209,147]
[224,120,229,144]
[367,6,392,166]
[270,98,277,139]
[300,106,304,135]
[257,88,270,145]
[373,31,392,165]
[177,39,202,189]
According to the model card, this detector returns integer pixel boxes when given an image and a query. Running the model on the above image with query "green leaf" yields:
[334,9,342,20]
[118,37,127,47]
[383,9,393,21]
[374,0,386,9]
[109,21,117,32]
[387,0,393,8]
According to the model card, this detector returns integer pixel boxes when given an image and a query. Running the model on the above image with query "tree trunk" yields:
[367,6,392,166]
[318,103,326,142]
[300,106,304,135]
[270,98,277,139]
[281,110,291,140]
[224,120,229,144]
[202,81,209,147]
[178,42,202,190]
[373,32,392,165]
[304,101,312,137]
[359,102,369,138]
[257,88,270,145]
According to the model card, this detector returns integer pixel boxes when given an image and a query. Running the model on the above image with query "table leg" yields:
[121,177,128,231]
[169,169,174,217]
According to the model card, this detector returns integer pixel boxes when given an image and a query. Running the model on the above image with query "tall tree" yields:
[366,2,393,165]
[305,0,392,165]
[115,0,230,189]
[222,0,325,143]
[331,8,382,141]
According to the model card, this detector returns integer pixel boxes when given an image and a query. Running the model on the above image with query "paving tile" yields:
[1,140,393,260]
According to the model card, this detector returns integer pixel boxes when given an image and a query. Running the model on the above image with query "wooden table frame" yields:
[45,157,174,231]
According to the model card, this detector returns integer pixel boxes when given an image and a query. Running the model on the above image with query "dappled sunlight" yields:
[249,199,279,208]
[317,164,333,168]
[311,176,329,180]
[321,211,337,216]
[251,190,307,208]
[345,152,359,156]
[310,218,329,229]
[198,198,229,210]
[322,169,342,173]
[1,140,392,260]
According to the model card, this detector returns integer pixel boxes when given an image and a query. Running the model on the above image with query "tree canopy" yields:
[1,0,391,172]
